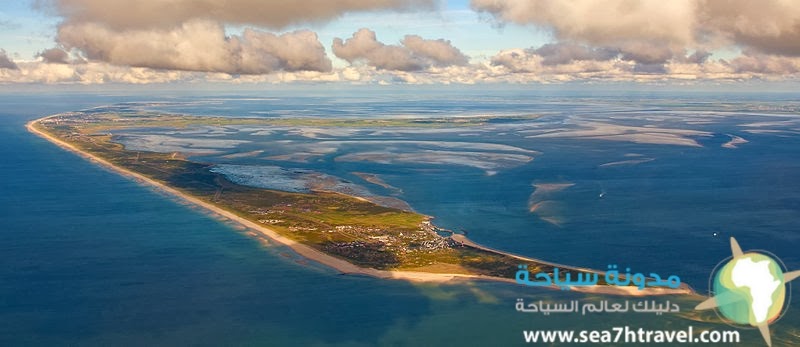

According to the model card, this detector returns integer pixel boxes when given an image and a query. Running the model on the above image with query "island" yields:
[27,107,693,296]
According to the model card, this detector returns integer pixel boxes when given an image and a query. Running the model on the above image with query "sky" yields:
[1,0,799,86]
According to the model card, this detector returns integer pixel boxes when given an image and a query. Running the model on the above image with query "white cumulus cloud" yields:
[333,28,469,71]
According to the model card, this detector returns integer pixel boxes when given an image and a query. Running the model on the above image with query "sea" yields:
[1,87,798,346]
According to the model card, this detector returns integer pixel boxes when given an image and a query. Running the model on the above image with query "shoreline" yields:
[27,116,695,296]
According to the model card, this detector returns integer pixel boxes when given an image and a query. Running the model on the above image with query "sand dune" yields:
[721,134,748,149]
[526,121,711,147]
[528,183,575,226]
[599,158,655,167]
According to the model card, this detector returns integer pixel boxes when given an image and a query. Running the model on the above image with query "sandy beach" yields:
[27,116,695,296]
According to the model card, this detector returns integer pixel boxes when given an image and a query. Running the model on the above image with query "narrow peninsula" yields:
[28,108,693,296]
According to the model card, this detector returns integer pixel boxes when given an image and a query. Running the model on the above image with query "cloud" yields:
[470,0,800,79]
[2,53,800,85]
[483,44,789,81]
[472,0,695,67]
[57,20,332,74]
[677,49,712,64]
[401,35,470,66]
[729,51,800,75]
[490,48,624,75]
[531,43,619,66]
[332,28,469,71]
[4,0,800,84]
[38,48,70,64]
[37,0,437,30]
[333,29,420,71]
[38,0,435,74]
[0,60,353,85]
[472,0,800,58]
[0,50,18,70]
[698,0,800,57]
[0,61,180,84]
[490,43,667,75]
[471,0,695,48]
[618,42,675,65]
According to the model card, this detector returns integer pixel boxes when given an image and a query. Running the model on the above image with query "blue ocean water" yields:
[1,90,798,346]
[132,89,800,289]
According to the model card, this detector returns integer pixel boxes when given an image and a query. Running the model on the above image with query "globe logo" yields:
[696,237,799,347]
[714,253,785,325]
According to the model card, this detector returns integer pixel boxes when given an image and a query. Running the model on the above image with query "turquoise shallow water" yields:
[1,91,798,346]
